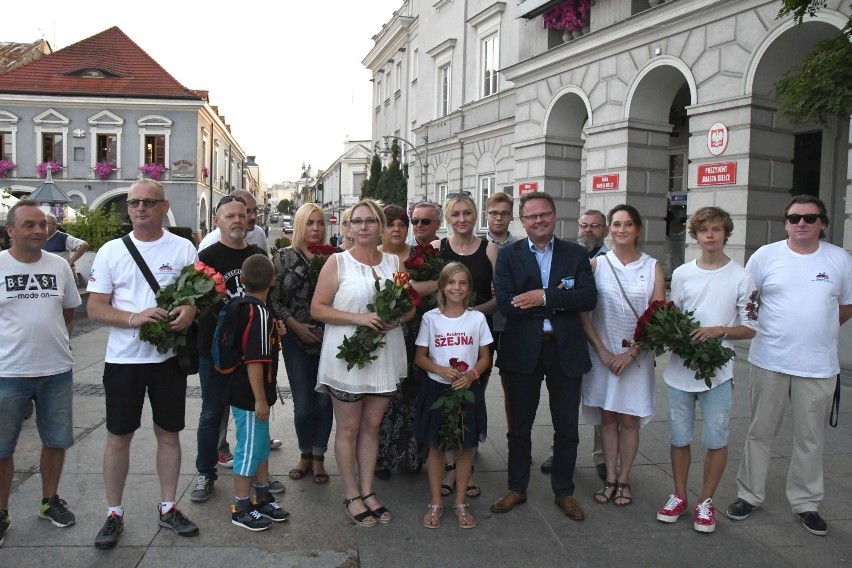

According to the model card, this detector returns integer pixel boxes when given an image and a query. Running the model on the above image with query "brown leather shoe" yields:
[490,491,528,514]
[555,495,585,521]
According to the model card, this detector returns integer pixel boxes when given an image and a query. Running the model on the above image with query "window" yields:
[0,111,18,163]
[385,68,392,101]
[481,34,499,98]
[438,64,451,117]
[145,134,165,165]
[376,77,383,107]
[410,48,419,83]
[478,175,495,230]
[437,183,448,227]
[97,134,117,163]
[395,60,402,93]
[0,131,11,161]
[42,133,63,163]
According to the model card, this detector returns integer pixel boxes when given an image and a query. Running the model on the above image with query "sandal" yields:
[288,452,312,480]
[362,492,392,523]
[453,503,477,529]
[441,462,456,496]
[344,496,377,527]
[614,482,633,507]
[593,480,617,504]
[466,466,481,498]
[423,504,443,529]
[312,454,329,484]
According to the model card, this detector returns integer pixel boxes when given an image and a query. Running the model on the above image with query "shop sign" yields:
[697,162,737,186]
[518,182,538,196]
[171,159,195,179]
[591,174,619,190]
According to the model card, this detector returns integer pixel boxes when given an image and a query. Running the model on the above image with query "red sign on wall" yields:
[518,182,538,196]
[591,174,619,191]
[697,162,737,186]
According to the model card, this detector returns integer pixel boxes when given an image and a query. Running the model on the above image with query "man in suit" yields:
[491,192,598,520]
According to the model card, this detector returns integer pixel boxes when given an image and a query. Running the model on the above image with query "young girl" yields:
[414,262,492,530]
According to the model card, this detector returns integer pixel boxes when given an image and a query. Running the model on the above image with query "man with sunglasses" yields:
[87,180,201,548]
[408,201,441,246]
[199,190,269,254]
[726,195,852,536]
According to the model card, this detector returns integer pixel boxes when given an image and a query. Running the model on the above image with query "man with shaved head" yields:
[199,190,269,254]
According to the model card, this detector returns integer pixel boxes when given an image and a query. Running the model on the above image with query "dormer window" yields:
[82,69,106,78]
[66,68,121,79]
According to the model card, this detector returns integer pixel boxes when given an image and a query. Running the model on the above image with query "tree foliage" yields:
[774,1,852,123]
[277,198,294,214]
[362,140,409,206]
[362,153,383,199]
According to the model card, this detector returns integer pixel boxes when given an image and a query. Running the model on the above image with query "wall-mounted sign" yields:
[592,174,619,191]
[518,182,538,196]
[707,122,728,156]
[171,159,196,179]
[697,162,737,186]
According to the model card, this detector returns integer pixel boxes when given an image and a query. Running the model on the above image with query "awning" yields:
[517,0,563,20]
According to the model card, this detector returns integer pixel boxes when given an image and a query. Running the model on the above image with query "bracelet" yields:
[128,312,137,328]
[470,368,480,380]
[721,326,728,339]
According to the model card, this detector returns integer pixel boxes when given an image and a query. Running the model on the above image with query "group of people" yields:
[0,180,849,550]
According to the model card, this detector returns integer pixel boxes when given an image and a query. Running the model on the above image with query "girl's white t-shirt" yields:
[415,308,493,384]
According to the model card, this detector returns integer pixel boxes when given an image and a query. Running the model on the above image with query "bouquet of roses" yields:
[623,300,736,387]
[139,261,226,353]
[404,244,446,309]
[430,358,476,450]
[270,236,292,256]
[337,271,421,370]
[307,244,337,287]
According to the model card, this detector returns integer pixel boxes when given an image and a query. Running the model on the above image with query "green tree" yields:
[277,198,294,214]
[774,1,852,123]
[375,139,408,207]
[362,153,383,199]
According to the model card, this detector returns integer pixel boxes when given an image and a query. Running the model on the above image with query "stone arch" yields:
[198,193,209,232]
[91,186,177,226]
[623,56,697,122]
[543,85,593,136]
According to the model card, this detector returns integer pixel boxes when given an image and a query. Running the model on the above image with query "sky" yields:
[4,0,402,185]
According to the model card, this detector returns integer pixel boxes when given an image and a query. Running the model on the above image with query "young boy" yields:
[656,207,758,533]
[225,254,289,531]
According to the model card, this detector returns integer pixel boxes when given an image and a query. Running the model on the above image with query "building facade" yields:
[315,139,372,235]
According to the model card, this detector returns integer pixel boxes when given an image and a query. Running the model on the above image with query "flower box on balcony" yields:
[0,160,16,179]
[93,162,116,180]
[37,161,63,178]
[139,163,167,181]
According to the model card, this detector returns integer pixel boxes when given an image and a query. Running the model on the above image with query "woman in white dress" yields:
[311,199,415,527]
[581,204,665,506]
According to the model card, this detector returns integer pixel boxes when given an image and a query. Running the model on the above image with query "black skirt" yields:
[413,375,487,450]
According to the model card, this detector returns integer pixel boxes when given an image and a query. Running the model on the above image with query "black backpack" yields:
[212,296,264,375]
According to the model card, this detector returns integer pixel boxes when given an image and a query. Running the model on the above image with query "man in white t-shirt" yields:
[198,189,268,254]
[726,195,852,537]
[87,180,200,548]
[655,207,757,534]
[0,200,81,547]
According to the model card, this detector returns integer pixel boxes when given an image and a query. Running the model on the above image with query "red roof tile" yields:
[0,27,201,100]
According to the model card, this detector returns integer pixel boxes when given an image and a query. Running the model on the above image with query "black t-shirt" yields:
[197,242,265,357]
[227,298,280,410]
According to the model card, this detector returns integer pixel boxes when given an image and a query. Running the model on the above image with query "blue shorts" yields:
[0,370,74,458]
[667,380,733,450]
[231,406,270,478]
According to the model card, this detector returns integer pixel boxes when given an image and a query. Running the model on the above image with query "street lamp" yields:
[375,134,428,200]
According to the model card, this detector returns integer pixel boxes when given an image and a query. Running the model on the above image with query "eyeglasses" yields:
[487,211,512,219]
[350,218,379,227]
[578,223,604,230]
[126,198,165,209]
[521,211,555,222]
[216,195,246,211]
[446,191,471,199]
[410,218,434,226]
[785,214,820,224]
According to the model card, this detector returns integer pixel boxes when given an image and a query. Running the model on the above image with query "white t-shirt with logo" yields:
[415,308,493,385]
[664,259,758,391]
[0,251,81,376]
[198,226,268,254]
[747,240,852,378]
[87,232,198,364]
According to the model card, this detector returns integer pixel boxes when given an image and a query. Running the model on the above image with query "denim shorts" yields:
[667,380,733,450]
[0,370,74,458]
[231,406,271,478]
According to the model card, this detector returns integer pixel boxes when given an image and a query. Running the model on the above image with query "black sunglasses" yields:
[216,195,246,211]
[446,191,471,199]
[785,214,821,225]
[410,218,433,226]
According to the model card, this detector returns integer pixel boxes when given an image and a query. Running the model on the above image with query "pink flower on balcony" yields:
[93,162,116,180]
[0,159,16,179]
[139,163,167,181]
[542,0,590,32]
[36,161,63,178]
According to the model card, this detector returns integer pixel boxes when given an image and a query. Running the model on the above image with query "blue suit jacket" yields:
[494,237,597,376]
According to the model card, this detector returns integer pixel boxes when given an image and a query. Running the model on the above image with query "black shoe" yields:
[189,474,214,502]
[725,498,756,521]
[797,511,828,536]
[94,513,124,549]
[158,507,199,537]
[540,456,553,474]
[255,495,290,522]
[38,495,76,527]
[0,511,10,547]
[232,504,271,531]
[595,463,607,481]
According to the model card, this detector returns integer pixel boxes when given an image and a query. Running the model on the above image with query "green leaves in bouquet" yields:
[336,327,386,370]
[430,388,476,450]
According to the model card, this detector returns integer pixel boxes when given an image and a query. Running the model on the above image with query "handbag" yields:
[122,235,199,375]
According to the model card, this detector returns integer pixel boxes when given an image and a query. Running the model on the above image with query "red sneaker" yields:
[656,494,687,523]
[694,498,716,533]
[217,452,234,468]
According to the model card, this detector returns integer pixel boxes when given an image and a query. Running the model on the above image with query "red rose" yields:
[456,361,470,372]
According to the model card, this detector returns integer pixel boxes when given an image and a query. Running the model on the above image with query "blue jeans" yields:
[0,370,74,458]
[283,334,333,453]
[196,356,229,478]
[667,381,733,450]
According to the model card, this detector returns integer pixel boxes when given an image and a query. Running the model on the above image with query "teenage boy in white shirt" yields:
[656,207,758,533]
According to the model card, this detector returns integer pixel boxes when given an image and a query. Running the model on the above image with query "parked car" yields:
[270,213,279,223]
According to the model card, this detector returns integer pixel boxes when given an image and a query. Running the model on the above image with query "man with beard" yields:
[541,210,609,478]
[199,190,269,254]
[190,195,284,502]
